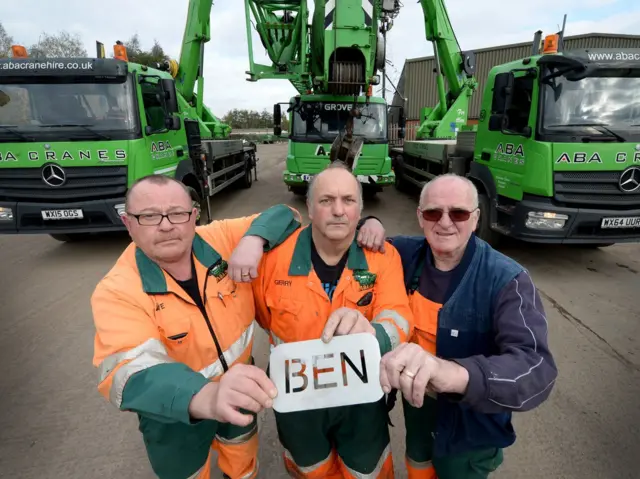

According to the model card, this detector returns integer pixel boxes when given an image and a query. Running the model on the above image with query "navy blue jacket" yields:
[388,234,558,458]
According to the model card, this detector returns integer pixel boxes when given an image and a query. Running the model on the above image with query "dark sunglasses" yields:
[420,207,478,222]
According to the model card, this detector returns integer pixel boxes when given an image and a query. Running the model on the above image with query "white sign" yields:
[269,333,384,413]
[601,216,640,229]
[41,209,84,220]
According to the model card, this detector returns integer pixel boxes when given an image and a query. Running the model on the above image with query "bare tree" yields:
[28,31,87,58]
[0,22,14,58]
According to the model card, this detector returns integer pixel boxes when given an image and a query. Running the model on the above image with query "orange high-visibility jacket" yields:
[252,225,414,354]
[91,204,301,479]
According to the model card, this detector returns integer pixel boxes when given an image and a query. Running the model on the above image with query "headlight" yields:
[0,207,13,221]
[525,211,568,230]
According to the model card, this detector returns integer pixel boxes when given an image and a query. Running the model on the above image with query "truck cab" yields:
[470,44,640,244]
[276,94,395,197]
[0,50,202,241]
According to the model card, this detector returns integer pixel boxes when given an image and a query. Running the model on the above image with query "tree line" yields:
[0,22,282,125]
[222,108,289,131]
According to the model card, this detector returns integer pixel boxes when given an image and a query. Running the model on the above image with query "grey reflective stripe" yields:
[216,423,258,445]
[109,349,176,408]
[375,320,400,350]
[199,320,257,379]
[373,309,410,336]
[406,456,433,470]
[284,448,334,474]
[98,338,168,383]
[343,443,391,478]
[270,331,285,346]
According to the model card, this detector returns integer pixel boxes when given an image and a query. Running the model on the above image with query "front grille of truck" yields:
[0,166,128,203]
[554,171,640,208]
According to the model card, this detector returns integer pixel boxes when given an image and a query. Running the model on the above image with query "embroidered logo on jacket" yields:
[354,270,376,291]
[210,260,228,282]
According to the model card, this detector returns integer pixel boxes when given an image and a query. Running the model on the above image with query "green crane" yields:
[244,0,402,198]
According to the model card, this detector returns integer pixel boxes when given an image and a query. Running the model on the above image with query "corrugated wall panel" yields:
[394,34,640,121]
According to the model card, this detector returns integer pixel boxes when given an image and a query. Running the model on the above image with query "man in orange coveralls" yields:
[91,174,304,479]
[251,161,414,479]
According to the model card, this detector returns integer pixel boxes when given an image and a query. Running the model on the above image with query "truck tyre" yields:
[476,193,502,247]
[290,185,307,196]
[240,157,253,189]
[394,164,409,193]
[186,186,210,225]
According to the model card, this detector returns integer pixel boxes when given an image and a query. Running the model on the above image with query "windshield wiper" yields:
[0,124,35,141]
[546,123,627,142]
[39,123,112,140]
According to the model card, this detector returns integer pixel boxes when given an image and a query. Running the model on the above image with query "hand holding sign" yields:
[379,343,470,408]
[188,363,277,426]
[322,307,376,343]
[269,333,384,413]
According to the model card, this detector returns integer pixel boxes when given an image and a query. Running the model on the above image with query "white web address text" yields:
[1,61,94,70]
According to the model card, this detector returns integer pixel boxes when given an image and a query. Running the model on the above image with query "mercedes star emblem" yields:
[618,166,640,194]
[42,163,66,187]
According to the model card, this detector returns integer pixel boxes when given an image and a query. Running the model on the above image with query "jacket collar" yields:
[288,225,369,276]
[135,233,222,294]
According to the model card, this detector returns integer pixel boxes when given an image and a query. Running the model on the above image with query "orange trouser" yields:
[282,446,394,479]
[193,420,259,479]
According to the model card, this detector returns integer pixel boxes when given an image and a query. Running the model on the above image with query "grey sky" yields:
[2,0,639,118]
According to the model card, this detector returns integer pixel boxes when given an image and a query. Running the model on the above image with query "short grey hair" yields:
[306,161,364,212]
[125,174,192,211]
[419,173,479,209]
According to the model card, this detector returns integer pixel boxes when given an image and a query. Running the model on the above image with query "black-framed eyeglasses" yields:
[127,211,193,226]
[419,207,478,223]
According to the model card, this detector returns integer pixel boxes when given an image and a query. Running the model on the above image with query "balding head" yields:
[419,173,478,210]
[307,161,363,243]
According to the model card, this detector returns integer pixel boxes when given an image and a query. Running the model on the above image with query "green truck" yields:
[0,0,256,242]
[277,93,395,197]
[245,0,403,197]
[392,4,640,246]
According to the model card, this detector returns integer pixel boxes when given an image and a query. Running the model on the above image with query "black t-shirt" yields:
[173,257,205,311]
[418,254,456,305]
[311,240,348,301]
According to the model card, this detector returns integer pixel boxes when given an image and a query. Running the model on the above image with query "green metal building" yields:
[388,32,640,128]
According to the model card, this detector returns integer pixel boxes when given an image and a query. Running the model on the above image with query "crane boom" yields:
[414,0,478,139]
[175,0,213,104]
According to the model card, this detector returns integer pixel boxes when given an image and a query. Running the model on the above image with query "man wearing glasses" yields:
[91,174,302,479]
[358,173,557,479]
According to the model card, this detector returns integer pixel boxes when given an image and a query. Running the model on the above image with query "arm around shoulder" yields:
[199,204,302,253]
[454,270,558,414]
[92,275,210,425]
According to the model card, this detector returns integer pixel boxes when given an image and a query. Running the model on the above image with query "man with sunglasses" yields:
[359,173,557,479]
[91,174,304,479]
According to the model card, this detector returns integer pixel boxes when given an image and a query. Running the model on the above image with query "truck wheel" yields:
[290,186,307,196]
[476,193,502,247]
[186,186,210,225]
[240,159,253,189]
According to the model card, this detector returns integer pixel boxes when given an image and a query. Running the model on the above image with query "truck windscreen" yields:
[292,102,387,142]
[541,75,640,132]
[0,77,138,141]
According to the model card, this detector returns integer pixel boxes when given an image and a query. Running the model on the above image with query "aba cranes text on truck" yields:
[0,0,256,242]
[391,3,640,246]
[244,0,405,198]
